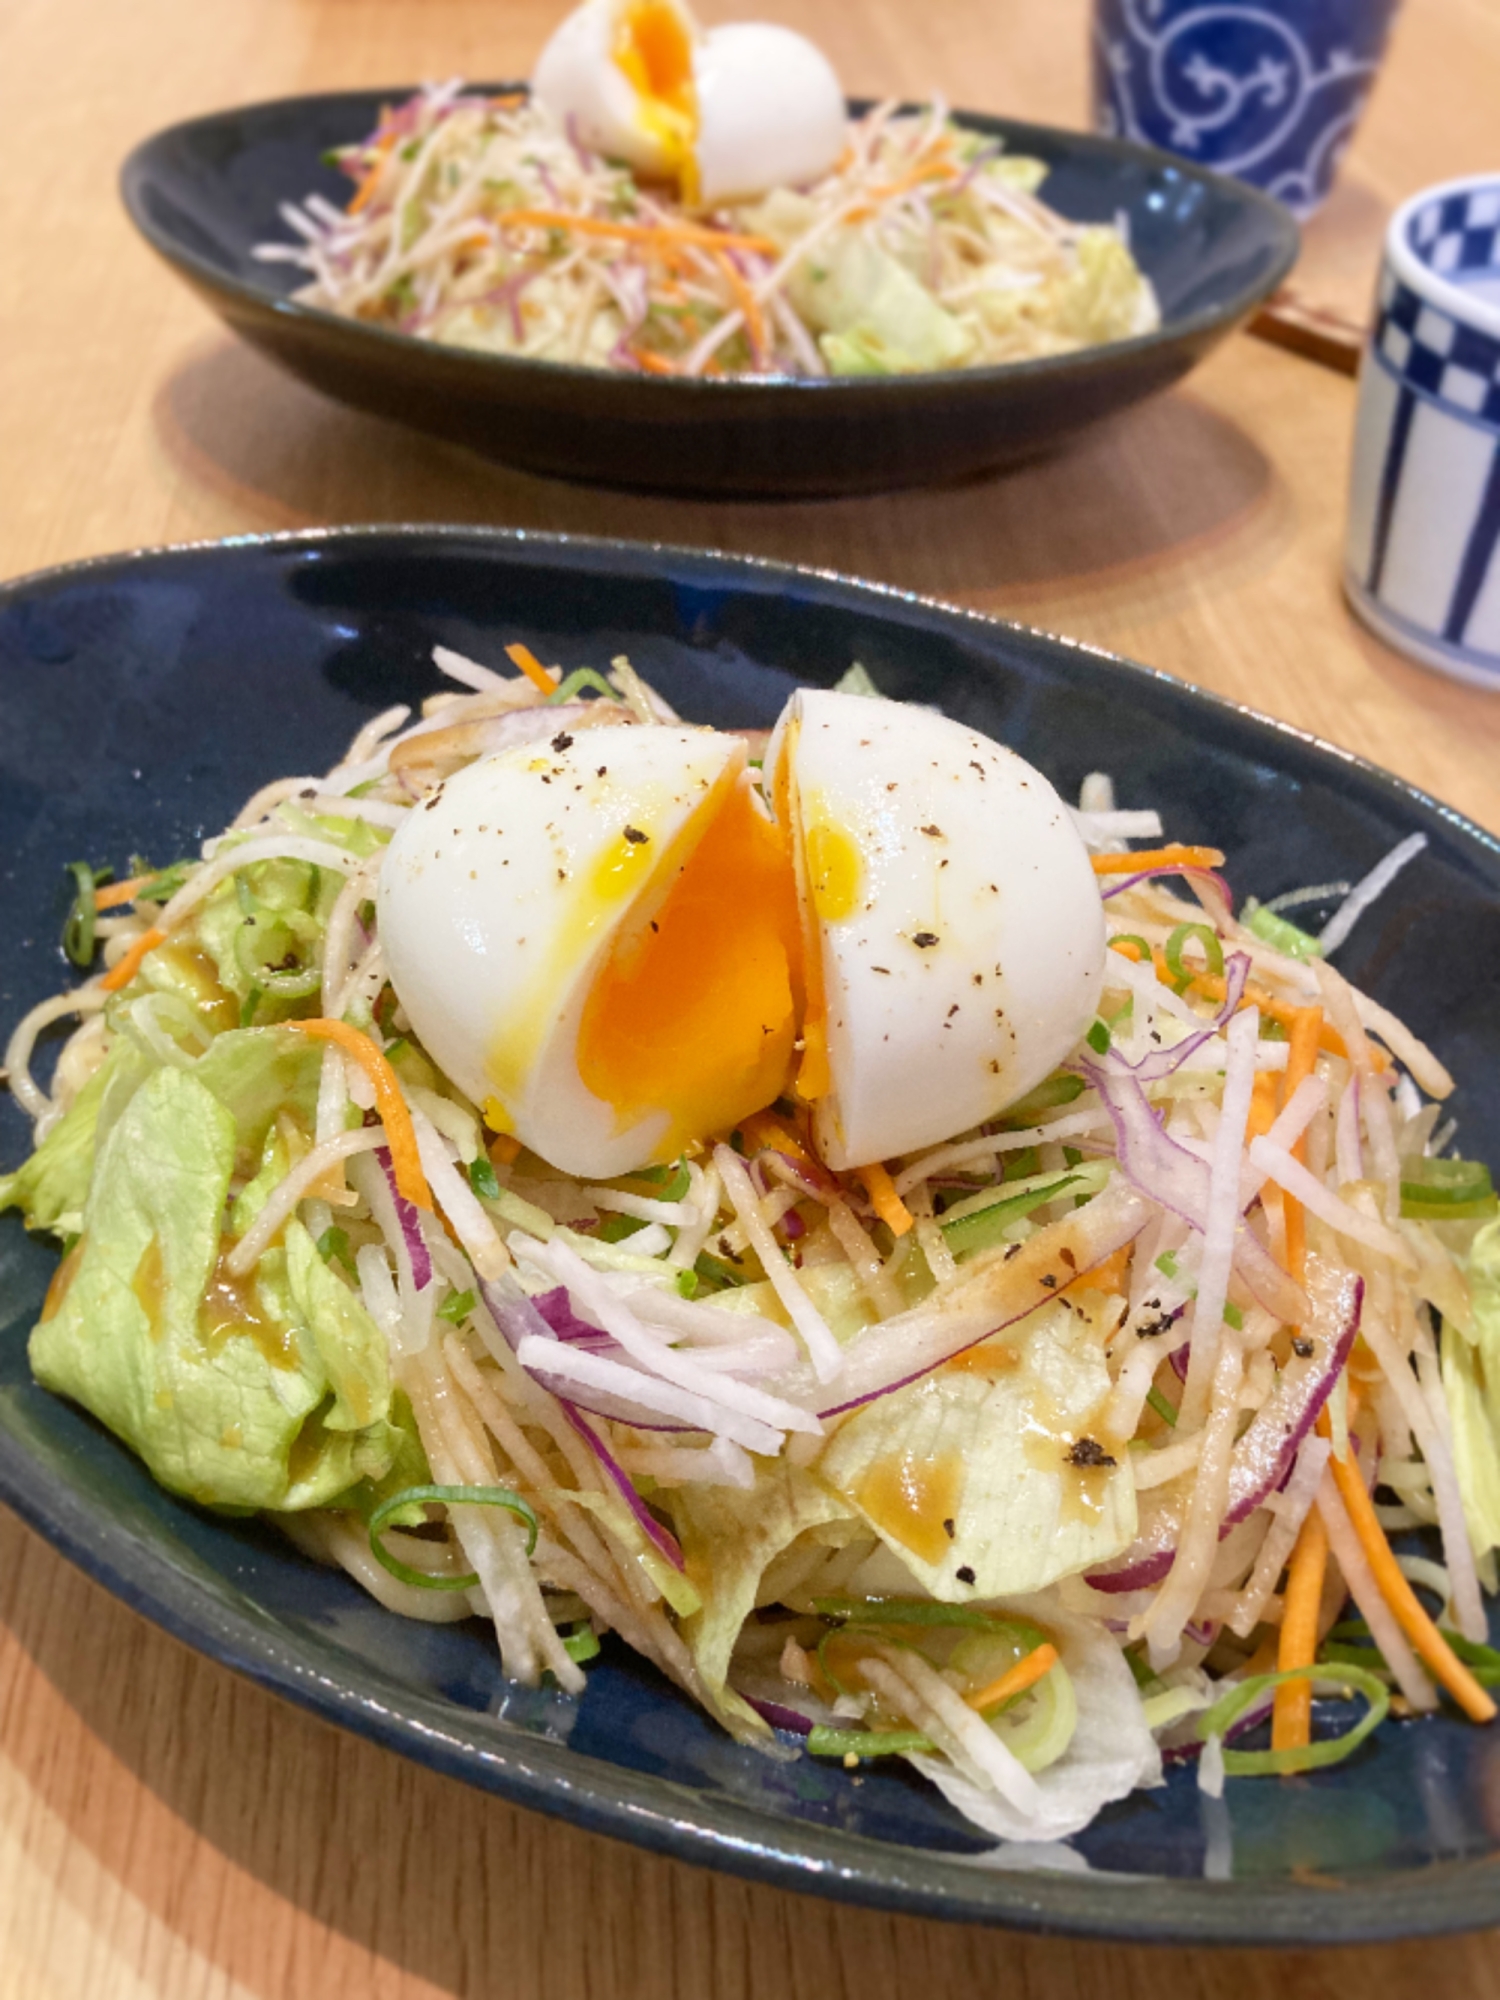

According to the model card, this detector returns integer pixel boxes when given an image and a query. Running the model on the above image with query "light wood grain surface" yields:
[4,1,1500,1994]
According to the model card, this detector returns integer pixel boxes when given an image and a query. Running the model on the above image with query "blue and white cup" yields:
[1344,177,1500,690]
[1091,0,1403,218]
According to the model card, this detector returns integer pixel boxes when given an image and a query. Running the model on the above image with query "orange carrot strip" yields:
[1080,1244,1132,1294]
[503,642,559,695]
[347,132,396,216]
[1247,1070,1280,1141]
[1280,1006,1323,1287]
[630,347,680,376]
[1108,936,1147,962]
[488,1133,522,1168]
[1326,1445,1496,1723]
[94,876,150,910]
[857,1161,914,1239]
[100,927,166,993]
[290,1020,432,1210]
[1091,844,1225,876]
[965,1642,1060,1715]
[494,209,777,255]
[845,157,961,220]
[712,249,767,363]
[738,1111,814,1167]
[1272,1505,1329,1750]
[1153,953,1382,1069]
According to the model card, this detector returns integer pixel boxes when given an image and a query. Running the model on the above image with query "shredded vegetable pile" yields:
[254,84,1159,378]
[6,648,1500,1851]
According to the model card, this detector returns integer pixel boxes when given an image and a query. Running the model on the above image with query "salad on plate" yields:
[4,643,1499,1849]
[255,0,1159,380]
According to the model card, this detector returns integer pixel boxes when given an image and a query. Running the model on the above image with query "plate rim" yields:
[1,523,1498,1947]
[117,86,1300,405]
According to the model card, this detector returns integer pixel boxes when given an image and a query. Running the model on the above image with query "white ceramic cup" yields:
[1344,174,1500,689]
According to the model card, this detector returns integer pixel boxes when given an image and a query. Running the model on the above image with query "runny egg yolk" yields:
[612,1,700,200]
[576,772,802,1160]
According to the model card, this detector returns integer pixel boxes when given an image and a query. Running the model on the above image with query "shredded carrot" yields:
[845,157,961,222]
[347,132,396,216]
[1272,1505,1329,1750]
[739,1110,813,1166]
[712,250,768,363]
[630,347,680,376]
[1241,1631,1282,1681]
[93,876,150,911]
[1279,1006,1323,1287]
[100,927,166,993]
[504,642,559,695]
[1247,1071,1280,1141]
[488,1133,522,1168]
[489,92,526,110]
[1157,955,1384,1070]
[290,1020,432,1210]
[857,1161,914,1239]
[1107,935,1147,962]
[494,209,777,255]
[1091,844,1225,876]
[1326,1443,1496,1723]
[1079,1244,1132,1294]
[965,1641,1060,1715]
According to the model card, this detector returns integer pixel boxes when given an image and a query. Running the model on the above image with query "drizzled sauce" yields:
[199,1240,294,1367]
[856,1451,962,1563]
[1018,1388,1123,1525]
[41,1239,84,1322]
[131,1237,166,1336]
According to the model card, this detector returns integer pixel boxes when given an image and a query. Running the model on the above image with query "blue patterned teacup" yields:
[1344,177,1500,690]
[1091,0,1403,218]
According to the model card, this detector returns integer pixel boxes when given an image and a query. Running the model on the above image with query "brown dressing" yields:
[41,1239,85,1322]
[942,1341,1021,1377]
[199,1240,295,1367]
[131,1237,167,1338]
[856,1451,963,1564]
[1018,1389,1124,1526]
[151,941,238,1034]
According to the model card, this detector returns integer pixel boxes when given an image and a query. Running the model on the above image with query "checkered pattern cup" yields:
[1345,176,1500,687]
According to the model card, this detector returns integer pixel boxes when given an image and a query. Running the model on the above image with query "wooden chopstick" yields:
[1247,287,1366,376]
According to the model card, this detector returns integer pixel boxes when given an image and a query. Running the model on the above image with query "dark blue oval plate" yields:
[2,529,1499,1945]
[119,90,1297,497]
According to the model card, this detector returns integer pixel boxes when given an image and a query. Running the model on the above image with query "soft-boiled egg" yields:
[378,723,801,1178]
[532,0,846,206]
[765,690,1105,1170]
[379,687,1106,1179]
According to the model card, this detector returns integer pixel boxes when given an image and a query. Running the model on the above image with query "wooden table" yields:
[4,0,1500,1992]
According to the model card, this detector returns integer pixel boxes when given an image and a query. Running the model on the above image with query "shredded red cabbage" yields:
[562,1401,686,1571]
[378,1146,432,1290]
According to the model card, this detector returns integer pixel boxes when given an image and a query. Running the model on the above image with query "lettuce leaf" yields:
[669,1458,855,1738]
[29,1064,404,1513]
[1442,1218,1500,1555]
[910,1592,1161,1843]
[815,1296,1135,1597]
[0,1042,151,1235]
[787,232,974,375]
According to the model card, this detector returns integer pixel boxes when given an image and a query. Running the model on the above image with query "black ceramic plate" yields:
[3,529,1499,1945]
[119,90,1296,496]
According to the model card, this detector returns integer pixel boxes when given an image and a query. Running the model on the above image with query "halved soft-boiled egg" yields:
[532,0,847,206]
[381,691,1104,1177]
[765,690,1106,1170]
[378,724,802,1178]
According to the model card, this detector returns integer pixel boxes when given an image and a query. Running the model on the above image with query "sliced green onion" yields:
[1244,902,1324,961]
[814,1597,1046,1639]
[1145,1383,1179,1428]
[368,1483,538,1590]
[563,1623,601,1664]
[1156,1250,1180,1278]
[939,1170,1097,1260]
[1002,1146,1041,1182]
[807,1725,935,1760]
[240,986,262,1028]
[675,1269,699,1299]
[1400,1156,1497,1221]
[624,1159,691,1200]
[316,1225,356,1275]
[1164,922,1225,992]
[62,861,109,967]
[1197,1664,1389,1776]
[1085,1020,1111,1055]
[437,1287,477,1324]
[1334,1615,1500,1689]
[468,1155,502,1201]
[694,1250,749,1289]
[597,1213,648,1243]
[1223,1302,1244,1331]
[547,667,617,704]
[999,1073,1085,1126]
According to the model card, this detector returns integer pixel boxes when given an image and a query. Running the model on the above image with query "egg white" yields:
[768,688,1106,1168]
[378,723,742,1176]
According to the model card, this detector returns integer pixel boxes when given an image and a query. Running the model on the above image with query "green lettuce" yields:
[786,231,974,376]
[669,1459,855,1738]
[0,1042,151,1235]
[1442,1219,1500,1555]
[29,1064,406,1513]
[815,1297,1136,1597]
